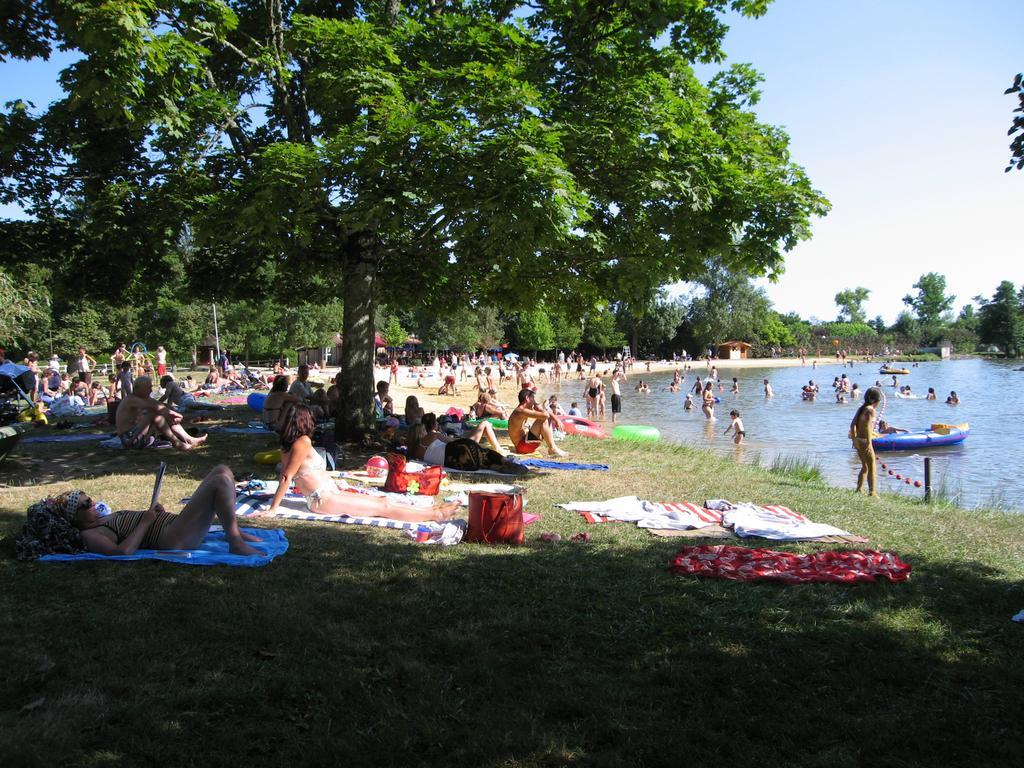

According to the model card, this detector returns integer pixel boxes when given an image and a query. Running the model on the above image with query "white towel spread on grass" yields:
[721,503,852,540]
[559,497,853,539]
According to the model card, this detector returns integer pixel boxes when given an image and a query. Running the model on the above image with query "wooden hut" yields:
[716,341,752,360]
[197,335,218,367]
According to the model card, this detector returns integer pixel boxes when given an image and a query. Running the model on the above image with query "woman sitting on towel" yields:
[15,466,264,560]
[409,413,525,474]
[262,374,300,431]
[265,406,458,521]
[469,391,506,420]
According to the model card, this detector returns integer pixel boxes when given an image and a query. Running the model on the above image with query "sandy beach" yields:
[363,356,839,418]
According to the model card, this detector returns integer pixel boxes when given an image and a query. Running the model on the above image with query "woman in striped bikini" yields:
[72,466,264,556]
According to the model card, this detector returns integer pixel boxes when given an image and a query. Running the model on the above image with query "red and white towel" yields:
[670,545,911,584]
[559,497,722,531]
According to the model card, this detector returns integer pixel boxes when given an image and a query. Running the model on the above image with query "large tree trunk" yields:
[336,235,378,441]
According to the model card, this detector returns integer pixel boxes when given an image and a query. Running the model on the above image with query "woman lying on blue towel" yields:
[16,466,264,560]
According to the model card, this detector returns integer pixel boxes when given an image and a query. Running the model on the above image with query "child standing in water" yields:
[725,410,745,444]
[702,381,716,420]
[849,387,882,497]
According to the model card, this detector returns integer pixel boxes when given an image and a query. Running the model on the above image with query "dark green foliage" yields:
[903,272,955,326]
[834,286,870,323]
[1,0,828,436]
[1005,72,1024,172]
[976,281,1023,357]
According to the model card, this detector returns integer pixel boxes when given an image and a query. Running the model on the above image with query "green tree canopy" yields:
[381,315,407,350]
[834,287,870,323]
[684,267,779,350]
[2,1,827,436]
[583,308,626,353]
[513,310,555,355]
[0,267,49,348]
[903,273,955,326]
[977,281,1023,356]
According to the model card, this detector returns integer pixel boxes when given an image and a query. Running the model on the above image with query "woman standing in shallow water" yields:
[702,381,716,420]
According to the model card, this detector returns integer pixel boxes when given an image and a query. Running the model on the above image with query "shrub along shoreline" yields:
[1,417,1022,766]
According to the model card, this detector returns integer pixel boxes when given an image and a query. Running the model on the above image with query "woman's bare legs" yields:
[468,422,504,453]
[162,465,263,555]
[317,490,458,522]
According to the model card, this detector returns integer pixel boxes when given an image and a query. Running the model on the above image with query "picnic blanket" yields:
[669,545,911,584]
[38,527,286,567]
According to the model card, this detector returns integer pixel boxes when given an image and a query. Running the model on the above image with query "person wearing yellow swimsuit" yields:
[849,387,882,497]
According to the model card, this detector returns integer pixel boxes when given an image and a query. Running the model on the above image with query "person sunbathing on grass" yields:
[115,376,207,450]
[264,405,459,522]
[15,466,264,560]
[409,413,527,475]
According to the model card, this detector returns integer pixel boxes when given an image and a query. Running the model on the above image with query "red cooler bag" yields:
[383,453,444,495]
[466,491,524,545]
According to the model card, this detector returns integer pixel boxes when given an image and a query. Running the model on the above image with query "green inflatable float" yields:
[612,424,661,441]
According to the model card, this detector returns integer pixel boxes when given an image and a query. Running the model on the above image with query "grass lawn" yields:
[1,406,1022,767]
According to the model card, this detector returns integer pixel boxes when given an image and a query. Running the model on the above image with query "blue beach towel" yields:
[513,458,609,471]
[22,432,114,444]
[38,527,287,567]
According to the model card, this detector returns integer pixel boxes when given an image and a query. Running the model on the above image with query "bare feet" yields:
[549,448,568,458]
[229,538,265,556]
[241,531,263,543]
[430,502,460,522]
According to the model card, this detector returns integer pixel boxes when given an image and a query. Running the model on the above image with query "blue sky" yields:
[695,0,1022,322]
[2,0,1020,322]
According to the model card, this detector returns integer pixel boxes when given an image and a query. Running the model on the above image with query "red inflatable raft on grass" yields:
[559,415,608,439]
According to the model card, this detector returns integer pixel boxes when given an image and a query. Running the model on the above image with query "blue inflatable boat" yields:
[872,423,969,451]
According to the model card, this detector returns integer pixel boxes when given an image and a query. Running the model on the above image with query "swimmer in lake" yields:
[683,393,694,411]
[926,387,936,401]
[763,378,773,398]
[876,419,908,434]
[946,390,960,405]
[730,377,739,394]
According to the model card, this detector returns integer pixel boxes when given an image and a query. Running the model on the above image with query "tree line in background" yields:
[3,226,1022,363]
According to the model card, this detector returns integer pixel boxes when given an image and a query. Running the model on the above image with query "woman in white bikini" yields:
[264,406,457,522]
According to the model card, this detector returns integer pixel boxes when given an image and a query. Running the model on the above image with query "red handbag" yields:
[383,453,444,495]
[466,491,524,545]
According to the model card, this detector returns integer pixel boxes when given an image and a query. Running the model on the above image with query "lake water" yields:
[541,359,1023,510]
